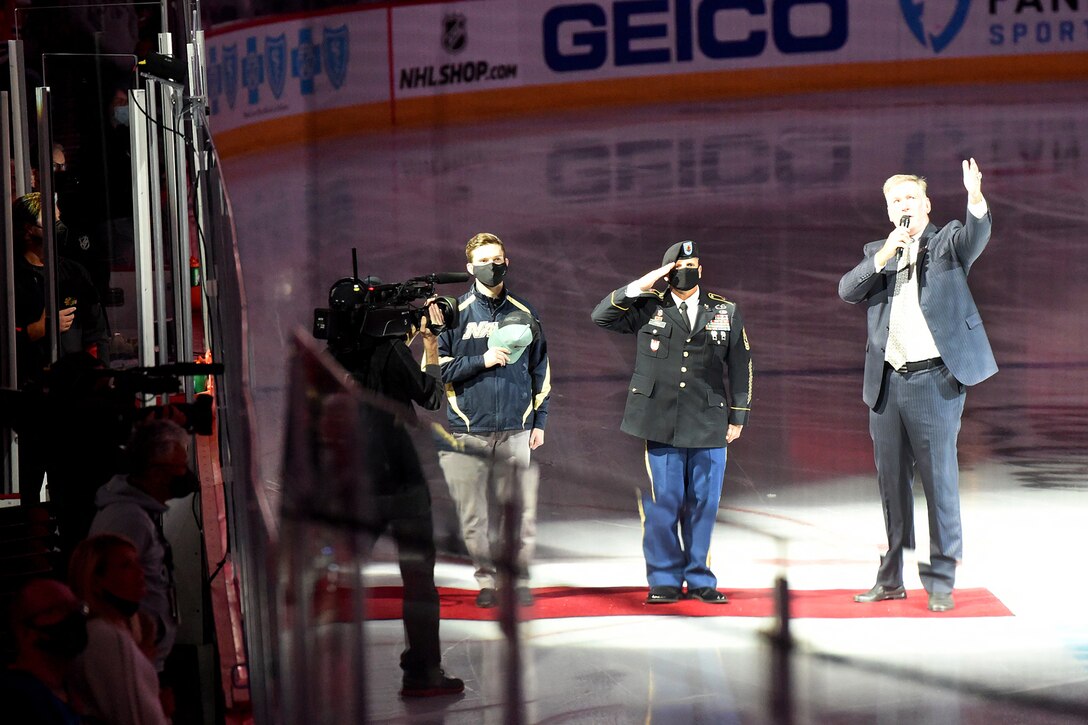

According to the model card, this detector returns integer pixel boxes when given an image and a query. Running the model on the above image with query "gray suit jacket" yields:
[838,208,997,409]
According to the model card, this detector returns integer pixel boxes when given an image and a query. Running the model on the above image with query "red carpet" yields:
[326,585,1012,622]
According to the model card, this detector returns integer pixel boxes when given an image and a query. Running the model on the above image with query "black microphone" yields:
[896,215,911,262]
[411,272,471,284]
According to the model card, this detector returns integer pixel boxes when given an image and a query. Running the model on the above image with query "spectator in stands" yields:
[67,533,168,725]
[12,192,109,389]
[88,419,197,673]
[0,578,86,725]
[12,192,109,504]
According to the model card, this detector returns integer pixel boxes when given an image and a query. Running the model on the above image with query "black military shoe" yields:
[645,585,682,604]
[475,588,498,608]
[687,587,728,604]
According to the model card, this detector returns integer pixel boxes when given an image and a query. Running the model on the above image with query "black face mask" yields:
[33,610,89,658]
[668,267,699,292]
[472,262,507,288]
[169,469,200,499]
[101,589,141,618]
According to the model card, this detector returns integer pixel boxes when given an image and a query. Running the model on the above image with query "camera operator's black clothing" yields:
[331,337,445,678]
[335,338,442,417]
[13,255,109,388]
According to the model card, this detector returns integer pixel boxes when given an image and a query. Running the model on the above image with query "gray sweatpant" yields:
[438,429,539,590]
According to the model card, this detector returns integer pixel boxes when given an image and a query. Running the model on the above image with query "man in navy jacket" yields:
[438,233,551,608]
[839,159,996,612]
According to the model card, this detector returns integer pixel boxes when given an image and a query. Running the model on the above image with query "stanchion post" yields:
[495,455,525,725]
[35,87,60,364]
[1,91,16,494]
[768,534,794,725]
[129,88,156,368]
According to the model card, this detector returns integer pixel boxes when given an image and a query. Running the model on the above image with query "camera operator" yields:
[327,299,464,698]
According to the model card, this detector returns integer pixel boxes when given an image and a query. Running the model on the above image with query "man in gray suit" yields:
[839,159,995,612]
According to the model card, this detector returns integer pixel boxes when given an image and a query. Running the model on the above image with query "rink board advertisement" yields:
[207,0,1088,151]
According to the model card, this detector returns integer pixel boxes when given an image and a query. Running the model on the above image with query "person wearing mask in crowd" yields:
[0,578,87,725]
[12,192,109,504]
[67,533,168,725]
[12,192,108,388]
[838,159,995,613]
[325,290,464,698]
[88,419,197,673]
[437,233,551,609]
[592,241,753,605]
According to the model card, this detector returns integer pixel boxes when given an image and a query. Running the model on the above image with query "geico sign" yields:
[543,0,848,72]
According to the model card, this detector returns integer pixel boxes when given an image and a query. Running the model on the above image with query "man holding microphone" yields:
[839,159,996,613]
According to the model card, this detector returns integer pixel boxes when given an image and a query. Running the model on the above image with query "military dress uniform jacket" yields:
[592,286,752,449]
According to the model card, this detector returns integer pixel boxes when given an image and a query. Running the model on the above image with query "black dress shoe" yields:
[928,591,955,612]
[853,584,906,603]
[687,587,729,604]
[645,585,682,604]
[475,588,497,608]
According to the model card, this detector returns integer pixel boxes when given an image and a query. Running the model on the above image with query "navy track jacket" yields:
[438,285,551,434]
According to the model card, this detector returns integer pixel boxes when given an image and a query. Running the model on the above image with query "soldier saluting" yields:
[592,241,753,605]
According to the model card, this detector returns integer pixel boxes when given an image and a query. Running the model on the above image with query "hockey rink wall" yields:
[206,0,1088,156]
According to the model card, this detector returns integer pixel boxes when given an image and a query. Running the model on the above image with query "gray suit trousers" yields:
[869,363,965,593]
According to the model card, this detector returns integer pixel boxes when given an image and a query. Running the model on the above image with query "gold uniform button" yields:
[681,366,687,373]
[679,382,686,388]
[683,351,689,358]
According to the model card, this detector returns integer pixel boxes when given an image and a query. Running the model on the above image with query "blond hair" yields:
[883,174,927,199]
[465,232,505,262]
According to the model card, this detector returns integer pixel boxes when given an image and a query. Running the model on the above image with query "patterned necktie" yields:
[885,247,912,370]
[679,300,690,332]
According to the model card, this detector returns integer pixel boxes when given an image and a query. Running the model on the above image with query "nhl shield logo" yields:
[222,44,239,110]
[266,34,287,99]
[442,13,467,54]
[323,25,349,90]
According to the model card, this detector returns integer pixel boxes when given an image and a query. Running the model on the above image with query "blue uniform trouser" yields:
[869,363,965,594]
[641,442,727,589]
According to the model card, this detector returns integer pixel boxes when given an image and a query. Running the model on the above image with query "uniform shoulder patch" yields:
[648,288,665,299]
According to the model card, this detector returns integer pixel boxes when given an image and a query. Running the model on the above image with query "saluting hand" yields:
[634,263,675,293]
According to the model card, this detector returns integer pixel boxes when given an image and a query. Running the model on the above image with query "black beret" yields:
[662,240,699,266]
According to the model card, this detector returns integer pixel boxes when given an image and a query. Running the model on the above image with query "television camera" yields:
[1,355,223,438]
[313,249,467,348]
